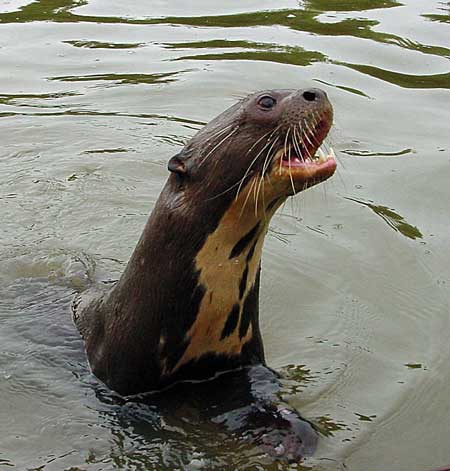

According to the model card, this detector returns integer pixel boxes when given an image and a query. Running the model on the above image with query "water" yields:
[1,1,449,470]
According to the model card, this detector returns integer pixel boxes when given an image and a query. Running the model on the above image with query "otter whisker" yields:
[260,137,278,193]
[300,123,315,149]
[322,174,328,203]
[261,176,268,222]
[302,181,309,200]
[292,126,303,160]
[293,125,311,167]
[201,124,234,148]
[288,143,296,196]
[253,170,260,218]
[296,124,313,161]
[199,125,239,167]
[206,123,233,140]
[239,174,258,219]
[321,138,330,154]
[230,92,250,100]
[235,129,280,201]
[303,120,318,146]
[300,121,321,171]
[294,125,314,179]
[291,125,300,158]
[246,127,278,156]
[280,127,291,174]
[316,125,347,189]
[324,140,347,191]
[257,136,279,219]
[205,177,246,201]
[235,140,272,201]
[309,114,319,131]
[263,139,282,216]
[261,136,279,178]
[207,130,282,201]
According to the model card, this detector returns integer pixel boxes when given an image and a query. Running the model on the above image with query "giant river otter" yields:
[72,88,336,461]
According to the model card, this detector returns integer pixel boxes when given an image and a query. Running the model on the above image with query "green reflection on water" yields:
[355,412,377,422]
[314,79,371,98]
[346,197,423,240]
[64,40,145,49]
[83,148,130,154]
[1,0,449,64]
[165,39,326,68]
[0,91,79,105]
[304,0,403,10]
[423,2,450,24]
[342,149,413,157]
[0,0,87,23]
[282,364,316,383]
[49,72,183,85]
[1,0,448,95]
[314,415,347,438]
[0,107,205,128]
[280,364,317,396]
[163,37,449,90]
[424,13,450,24]
[340,63,450,89]
[158,11,450,61]
[405,363,424,369]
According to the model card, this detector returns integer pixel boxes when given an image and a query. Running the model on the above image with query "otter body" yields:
[73,88,336,397]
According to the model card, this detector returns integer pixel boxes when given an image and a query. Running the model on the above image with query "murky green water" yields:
[1,1,449,470]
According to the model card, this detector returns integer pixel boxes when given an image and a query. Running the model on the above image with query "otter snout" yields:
[280,88,333,127]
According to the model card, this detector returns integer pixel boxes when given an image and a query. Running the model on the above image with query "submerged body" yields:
[73,88,336,461]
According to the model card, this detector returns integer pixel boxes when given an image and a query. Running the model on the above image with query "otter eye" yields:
[258,95,276,110]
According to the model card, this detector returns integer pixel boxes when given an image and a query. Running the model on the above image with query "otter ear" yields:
[168,153,187,176]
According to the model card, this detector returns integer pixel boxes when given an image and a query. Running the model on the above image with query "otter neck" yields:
[112,177,281,382]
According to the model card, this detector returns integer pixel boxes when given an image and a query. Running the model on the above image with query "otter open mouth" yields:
[271,115,337,187]
[272,141,337,188]
[279,145,336,169]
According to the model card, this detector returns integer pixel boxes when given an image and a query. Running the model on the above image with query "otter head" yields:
[167,88,336,218]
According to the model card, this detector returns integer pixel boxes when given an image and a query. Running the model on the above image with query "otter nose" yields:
[301,88,327,102]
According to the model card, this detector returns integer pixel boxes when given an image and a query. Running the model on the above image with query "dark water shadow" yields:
[83,365,330,469]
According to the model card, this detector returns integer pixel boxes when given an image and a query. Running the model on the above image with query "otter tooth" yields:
[330,147,336,158]
[318,148,326,162]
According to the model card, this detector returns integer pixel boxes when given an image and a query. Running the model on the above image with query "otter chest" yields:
[168,214,267,374]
